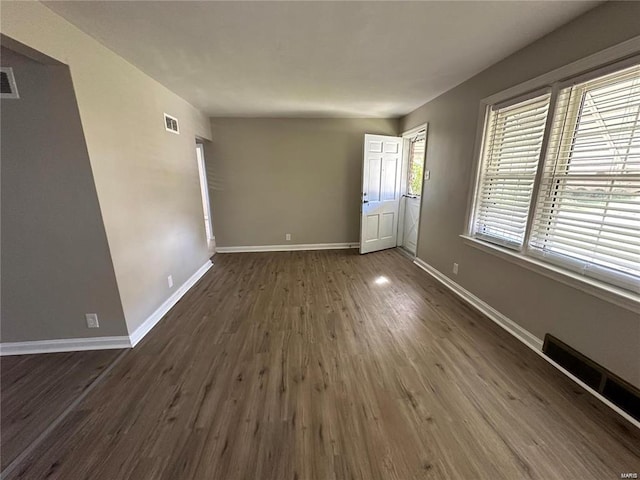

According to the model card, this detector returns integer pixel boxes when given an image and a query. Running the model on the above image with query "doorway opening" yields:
[397,125,427,256]
[195,142,215,253]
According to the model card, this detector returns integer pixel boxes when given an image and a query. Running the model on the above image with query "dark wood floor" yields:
[2,249,639,479]
[1,349,123,470]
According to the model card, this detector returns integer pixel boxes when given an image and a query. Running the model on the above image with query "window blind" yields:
[473,92,551,247]
[529,65,640,292]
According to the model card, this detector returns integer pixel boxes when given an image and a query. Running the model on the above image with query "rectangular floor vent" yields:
[543,334,639,421]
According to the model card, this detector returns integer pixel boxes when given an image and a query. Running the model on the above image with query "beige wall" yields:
[1,46,128,341]
[1,2,213,336]
[401,1,640,387]
[208,118,398,247]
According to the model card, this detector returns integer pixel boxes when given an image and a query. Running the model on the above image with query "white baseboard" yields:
[413,257,543,351]
[0,259,214,356]
[216,242,359,253]
[129,259,213,347]
[0,336,131,356]
[412,257,640,430]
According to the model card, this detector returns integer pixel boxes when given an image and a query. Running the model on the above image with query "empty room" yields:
[1,1,639,479]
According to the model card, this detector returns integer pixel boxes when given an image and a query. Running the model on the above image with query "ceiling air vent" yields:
[164,113,179,134]
[1,67,19,99]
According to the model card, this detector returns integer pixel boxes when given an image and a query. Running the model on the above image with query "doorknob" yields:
[363,200,369,204]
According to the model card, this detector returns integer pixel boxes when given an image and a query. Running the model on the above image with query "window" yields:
[408,135,426,196]
[472,92,551,247]
[470,61,640,294]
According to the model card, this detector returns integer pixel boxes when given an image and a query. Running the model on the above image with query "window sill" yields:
[459,235,640,314]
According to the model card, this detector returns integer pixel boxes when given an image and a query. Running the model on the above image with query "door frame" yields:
[397,123,428,257]
[195,142,215,251]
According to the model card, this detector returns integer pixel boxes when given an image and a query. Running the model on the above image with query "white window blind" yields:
[529,65,640,292]
[472,93,551,247]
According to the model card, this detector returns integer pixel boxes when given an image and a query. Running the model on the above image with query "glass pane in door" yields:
[408,136,425,196]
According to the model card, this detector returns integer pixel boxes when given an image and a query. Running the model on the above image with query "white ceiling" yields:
[44,1,599,118]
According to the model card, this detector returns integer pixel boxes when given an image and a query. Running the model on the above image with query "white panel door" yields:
[360,134,403,254]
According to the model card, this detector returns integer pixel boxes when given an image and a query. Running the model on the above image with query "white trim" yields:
[402,123,427,139]
[208,236,217,256]
[129,259,213,347]
[0,260,214,356]
[412,257,640,430]
[215,243,359,253]
[461,235,639,314]
[482,36,640,106]
[465,102,490,236]
[466,37,640,235]
[397,124,428,256]
[464,39,640,309]
[0,336,131,356]
[413,257,543,351]
[521,86,558,247]
[195,143,214,243]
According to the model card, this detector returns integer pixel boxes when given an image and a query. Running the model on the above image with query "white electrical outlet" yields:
[285,233,291,241]
[85,313,99,329]
[452,263,459,275]
[168,275,173,288]
[425,170,431,180]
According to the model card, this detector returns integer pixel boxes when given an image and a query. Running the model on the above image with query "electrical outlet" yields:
[285,233,291,241]
[452,263,459,275]
[85,313,99,329]
[425,170,431,180]
[168,275,173,288]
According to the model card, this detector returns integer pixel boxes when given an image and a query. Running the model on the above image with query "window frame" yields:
[470,87,554,249]
[528,72,640,293]
[464,37,640,313]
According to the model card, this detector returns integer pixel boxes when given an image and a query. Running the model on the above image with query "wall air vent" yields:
[164,113,179,134]
[543,334,640,421]
[1,67,19,99]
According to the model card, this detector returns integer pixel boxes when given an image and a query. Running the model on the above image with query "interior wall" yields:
[208,117,399,247]
[1,2,213,336]
[1,46,127,341]
[401,1,640,387]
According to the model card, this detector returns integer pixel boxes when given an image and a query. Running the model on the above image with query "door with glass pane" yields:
[398,129,427,255]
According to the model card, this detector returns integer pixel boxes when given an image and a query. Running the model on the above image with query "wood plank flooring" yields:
[3,249,639,479]
[1,349,123,470]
